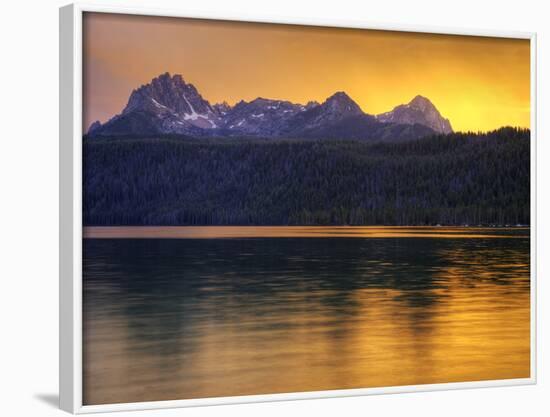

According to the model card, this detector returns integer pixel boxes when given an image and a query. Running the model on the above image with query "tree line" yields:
[83,127,530,226]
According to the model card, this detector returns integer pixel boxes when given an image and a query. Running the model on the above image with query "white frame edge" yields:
[60,3,81,413]
[59,2,537,414]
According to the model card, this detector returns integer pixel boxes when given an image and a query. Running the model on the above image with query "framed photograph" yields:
[60,3,537,413]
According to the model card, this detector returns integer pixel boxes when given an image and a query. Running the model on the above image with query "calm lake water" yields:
[83,227,530,405]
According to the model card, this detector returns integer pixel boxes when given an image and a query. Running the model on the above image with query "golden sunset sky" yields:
[83,12,530,132]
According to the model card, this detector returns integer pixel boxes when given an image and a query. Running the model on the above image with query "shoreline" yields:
[83,225,530,239]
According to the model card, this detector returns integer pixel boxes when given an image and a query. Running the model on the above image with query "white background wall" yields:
[0,0,548,415]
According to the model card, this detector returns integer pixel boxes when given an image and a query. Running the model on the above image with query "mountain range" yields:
[87,72,453,140]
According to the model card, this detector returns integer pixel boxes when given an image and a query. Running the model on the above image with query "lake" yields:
[82,226,530,405]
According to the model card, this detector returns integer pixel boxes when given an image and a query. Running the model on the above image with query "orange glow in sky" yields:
[83,12,530,132]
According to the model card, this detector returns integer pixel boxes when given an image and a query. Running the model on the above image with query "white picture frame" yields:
[59,2,537,413]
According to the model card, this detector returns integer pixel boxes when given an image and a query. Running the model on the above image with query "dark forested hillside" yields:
[83,127,530,226]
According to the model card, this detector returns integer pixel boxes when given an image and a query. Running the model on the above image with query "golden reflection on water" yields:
[83,227,530,405]
[83,226,529,239]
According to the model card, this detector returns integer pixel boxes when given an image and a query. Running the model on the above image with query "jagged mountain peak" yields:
[280,91,365,136]
[153,71,179,83]
[305,100,320,109]
[321,91,363,115]
[326,91,352,100]
[90,73,221,136]
[125,72,212,115]
[213,101,232,116]
[221,97,308,135]
[325,91,358,105]
[131,72,190,100]
[409,95,434,110]
[377,95,453,134]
